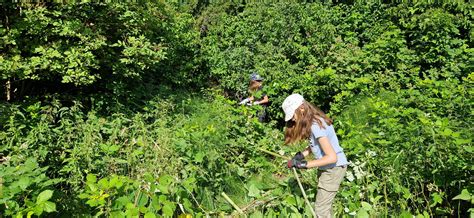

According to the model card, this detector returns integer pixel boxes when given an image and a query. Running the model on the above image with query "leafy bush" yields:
[0,157,60,217]
[202,2,472,116]
[337,78,472,216]
[1,88,311,216]
[0,2,202,99]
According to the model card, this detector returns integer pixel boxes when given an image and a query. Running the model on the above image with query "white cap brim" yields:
[284,111,294,122]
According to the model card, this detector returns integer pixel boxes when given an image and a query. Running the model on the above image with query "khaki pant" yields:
[315,166,347,218]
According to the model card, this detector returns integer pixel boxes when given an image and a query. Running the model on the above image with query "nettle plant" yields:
[0,157,60,217]
[336,81,472,216]
[78,174,194,217]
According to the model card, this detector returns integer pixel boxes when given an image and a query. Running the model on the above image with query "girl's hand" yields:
[292,152,305,161]
[287,159,307,169]
[239,98,250,105]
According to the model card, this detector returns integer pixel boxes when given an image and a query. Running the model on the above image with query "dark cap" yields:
[250,73,263,81]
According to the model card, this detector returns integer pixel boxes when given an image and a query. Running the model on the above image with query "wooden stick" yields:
[257,147,316,217]
[293,168,317,218]
[240,191,276,212]
[241,196,276,212]
[221,192,244,214]
[257,148,290,160]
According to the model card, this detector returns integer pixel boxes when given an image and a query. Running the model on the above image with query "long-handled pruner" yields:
[258,148,317,218]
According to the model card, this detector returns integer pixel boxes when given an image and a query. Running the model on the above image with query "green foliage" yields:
[0,2,201,99]
[200,1,472,216]
[202,2,342,115]
[78,173,181,217]
[0,157,59,217]
[336,78,472,216]
[0,1,472,217]
[202,1,472,116]
[1,88,304,216]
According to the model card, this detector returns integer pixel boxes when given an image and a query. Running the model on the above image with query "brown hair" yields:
[284,101,333,144]
[249,80,261,93]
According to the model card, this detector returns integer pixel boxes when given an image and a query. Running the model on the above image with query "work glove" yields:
[287,159,307,169]
[239,98,250,105]
[292,152,305,161]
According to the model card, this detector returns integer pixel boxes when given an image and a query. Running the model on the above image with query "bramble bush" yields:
[0,88,322,216]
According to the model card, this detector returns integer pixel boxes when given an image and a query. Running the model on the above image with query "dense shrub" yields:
[0,2,202,100]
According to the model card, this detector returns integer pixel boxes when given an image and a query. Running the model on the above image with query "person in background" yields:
[282,93,348,217]
[239,73,269,122]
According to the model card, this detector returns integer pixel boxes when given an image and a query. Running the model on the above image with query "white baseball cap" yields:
[282,94,305,121]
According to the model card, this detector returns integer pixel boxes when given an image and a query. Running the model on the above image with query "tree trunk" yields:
[6,80,11,101]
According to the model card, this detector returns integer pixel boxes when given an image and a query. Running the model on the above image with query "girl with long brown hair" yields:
[282,93,348,217]
[239,73,269,122]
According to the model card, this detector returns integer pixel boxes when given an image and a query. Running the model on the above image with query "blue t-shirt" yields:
[309,119,349,170]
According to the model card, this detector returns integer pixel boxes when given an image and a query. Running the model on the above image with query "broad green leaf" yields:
[17,177,31,190]
[87,174,97,183]
[98,178,109,189]
[361,201,372,211]
[43,201,56,213]
[157,175,173,194]
[137,194,149,207]
[156,184,169,194]
[194,152,204,163]
[455,138,472,146]
[139,206,148,214]
[126,207,140,217]
[126,202,135,209]
[151,195,161,210]
[24,158,38,171]
[34,204,44,216]
[116,196,131,208]
[109,176,120,188]
[182,177,196,191]
[398,210,413,218]
[86,199,100,207]
[430,193,443,207]
[441,128,453,136]
[162,202,174,216]
[99,143,109,152]
[453,189,471,201]
[108,145,120,152]
[356,208,369,218]
[284,195,296,206]
[248,184,260,197]
[37,190,53,203]
[159,194,168,203]
[144,212,156,218]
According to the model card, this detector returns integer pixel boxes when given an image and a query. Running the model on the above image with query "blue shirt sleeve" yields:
[311,124,327,139]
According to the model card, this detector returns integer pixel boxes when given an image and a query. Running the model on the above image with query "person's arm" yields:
[300,146,312,157]
[305,137,337,168]
[239,96,254,105]
[254,95,269,105]
[239,98,250,104]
